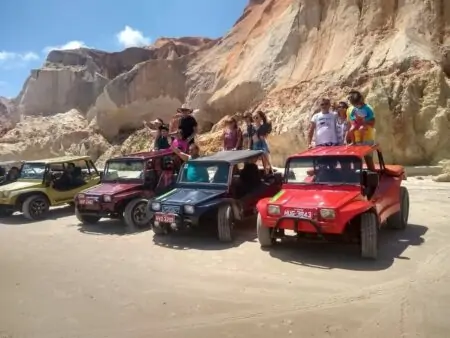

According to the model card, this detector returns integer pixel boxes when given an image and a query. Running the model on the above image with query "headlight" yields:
[184,205,195,214]
[151,202,161,211]
[103,195,112,202]
[267,205,281,215]
[78,193,85,199]
[320,208,335,219]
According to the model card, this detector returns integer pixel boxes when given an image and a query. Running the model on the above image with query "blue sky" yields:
[0,0,248,98]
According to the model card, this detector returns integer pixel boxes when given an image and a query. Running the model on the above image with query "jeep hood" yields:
[156,188,226,205]
[272,188,362,209]
[0,180,41,192]
[83,182,141,196]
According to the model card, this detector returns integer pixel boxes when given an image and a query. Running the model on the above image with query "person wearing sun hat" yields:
[176,103,199,145]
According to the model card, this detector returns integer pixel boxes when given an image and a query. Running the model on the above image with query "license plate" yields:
[79,199,94,205]
[284,208,314,218]
[155,213,175,223]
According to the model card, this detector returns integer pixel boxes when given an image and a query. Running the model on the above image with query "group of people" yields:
[307,90,376,148]
[144,104,198,154]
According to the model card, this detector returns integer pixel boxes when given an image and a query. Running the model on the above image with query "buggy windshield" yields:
[19,163,46,180]
[103,159,144,181]
[286,156,362,185]
[180,161,229,185]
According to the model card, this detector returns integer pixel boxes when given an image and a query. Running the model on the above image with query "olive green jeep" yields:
[0,156,101,220]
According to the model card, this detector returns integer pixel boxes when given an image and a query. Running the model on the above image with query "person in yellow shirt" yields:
[346,90,376,171]
[346,90,376,144]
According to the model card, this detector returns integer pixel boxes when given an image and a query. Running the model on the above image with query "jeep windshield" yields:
[286,156,362,185]
[179,161,229,185]
[19,162,46,180]
[103,159,144,182]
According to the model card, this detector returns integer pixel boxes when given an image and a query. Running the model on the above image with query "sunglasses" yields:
[320,103,330,107]
[338,106,347,109]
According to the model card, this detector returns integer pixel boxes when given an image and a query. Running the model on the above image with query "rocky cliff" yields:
[1,0,450,167]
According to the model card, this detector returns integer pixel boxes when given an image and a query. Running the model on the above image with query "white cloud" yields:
[116,26,150,48]
[43,40,88,54]
[0,51,39,68]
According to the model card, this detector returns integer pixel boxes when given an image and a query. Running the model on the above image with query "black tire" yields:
[386,186,409,230]
[257,212,273,247]
[217,204,234,242]
[75,207,101,225]
[22,194,50,221]
[360,212,378,259]
[124,198,151,233]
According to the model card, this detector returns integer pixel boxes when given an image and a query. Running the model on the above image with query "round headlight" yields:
[320,208,335,219]
[184,205,194,214]
[267,205,281,215]
[151,202,161,211]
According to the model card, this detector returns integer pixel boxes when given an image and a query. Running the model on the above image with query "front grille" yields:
[161,204,181,214]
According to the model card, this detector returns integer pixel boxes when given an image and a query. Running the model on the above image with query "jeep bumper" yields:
[272,216,324,238]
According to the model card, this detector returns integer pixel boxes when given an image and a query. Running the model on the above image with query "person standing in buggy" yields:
[307,98,339,148]
[242,112,256,150]
[153,124,172,150]
[251,110,273,173]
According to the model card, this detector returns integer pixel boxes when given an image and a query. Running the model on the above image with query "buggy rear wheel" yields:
[217,204,234,242]
[360,212,378,259]
[124,198,151,233]
[386,186,409,230]
[75,207,101,225]
[257,213,273,247]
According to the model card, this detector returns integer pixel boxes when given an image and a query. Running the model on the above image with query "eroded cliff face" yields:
[1,0,450,166]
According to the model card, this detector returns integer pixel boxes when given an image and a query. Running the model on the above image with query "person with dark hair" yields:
[171,129,189,153]
[252,110,273,173]
[4,166,19,183]
[307,98,338,148]
[242,112,255,150]
[347,90,375,144]
[223,117,242,150]
[153,124,172,150]
[336,101,350,145]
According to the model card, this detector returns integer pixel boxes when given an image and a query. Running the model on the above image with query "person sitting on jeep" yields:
[171,143,208,182]
[53,163,77,190]
[153,125,172,150]
[4,166,20,184]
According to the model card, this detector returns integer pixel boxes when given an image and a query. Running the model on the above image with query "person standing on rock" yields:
[177,104,198,147]
[307,98,339,148]
[223,117,243,150]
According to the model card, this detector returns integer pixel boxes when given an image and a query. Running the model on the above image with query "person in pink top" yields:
[222,117,242,150]
[171,129,189,153]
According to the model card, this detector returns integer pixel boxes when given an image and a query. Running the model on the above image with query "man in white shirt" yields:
[307,98,338,148]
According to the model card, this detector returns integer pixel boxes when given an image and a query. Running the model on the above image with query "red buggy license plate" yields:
[283,208,315,218]
[154,213,175,223]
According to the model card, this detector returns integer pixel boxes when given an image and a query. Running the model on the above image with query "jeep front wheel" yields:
[22,195,50,221]
[217,204,234,242]
[75,207,101,225]
[360,212,378,259]
[257,212,273,247]
[124,198,151,233]
[386,186,409,230]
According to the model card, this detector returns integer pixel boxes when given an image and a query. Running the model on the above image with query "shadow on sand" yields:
[152,220,257,251]
[267,223,427,271]
[74,218,153,236]
[0,205,76,225]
